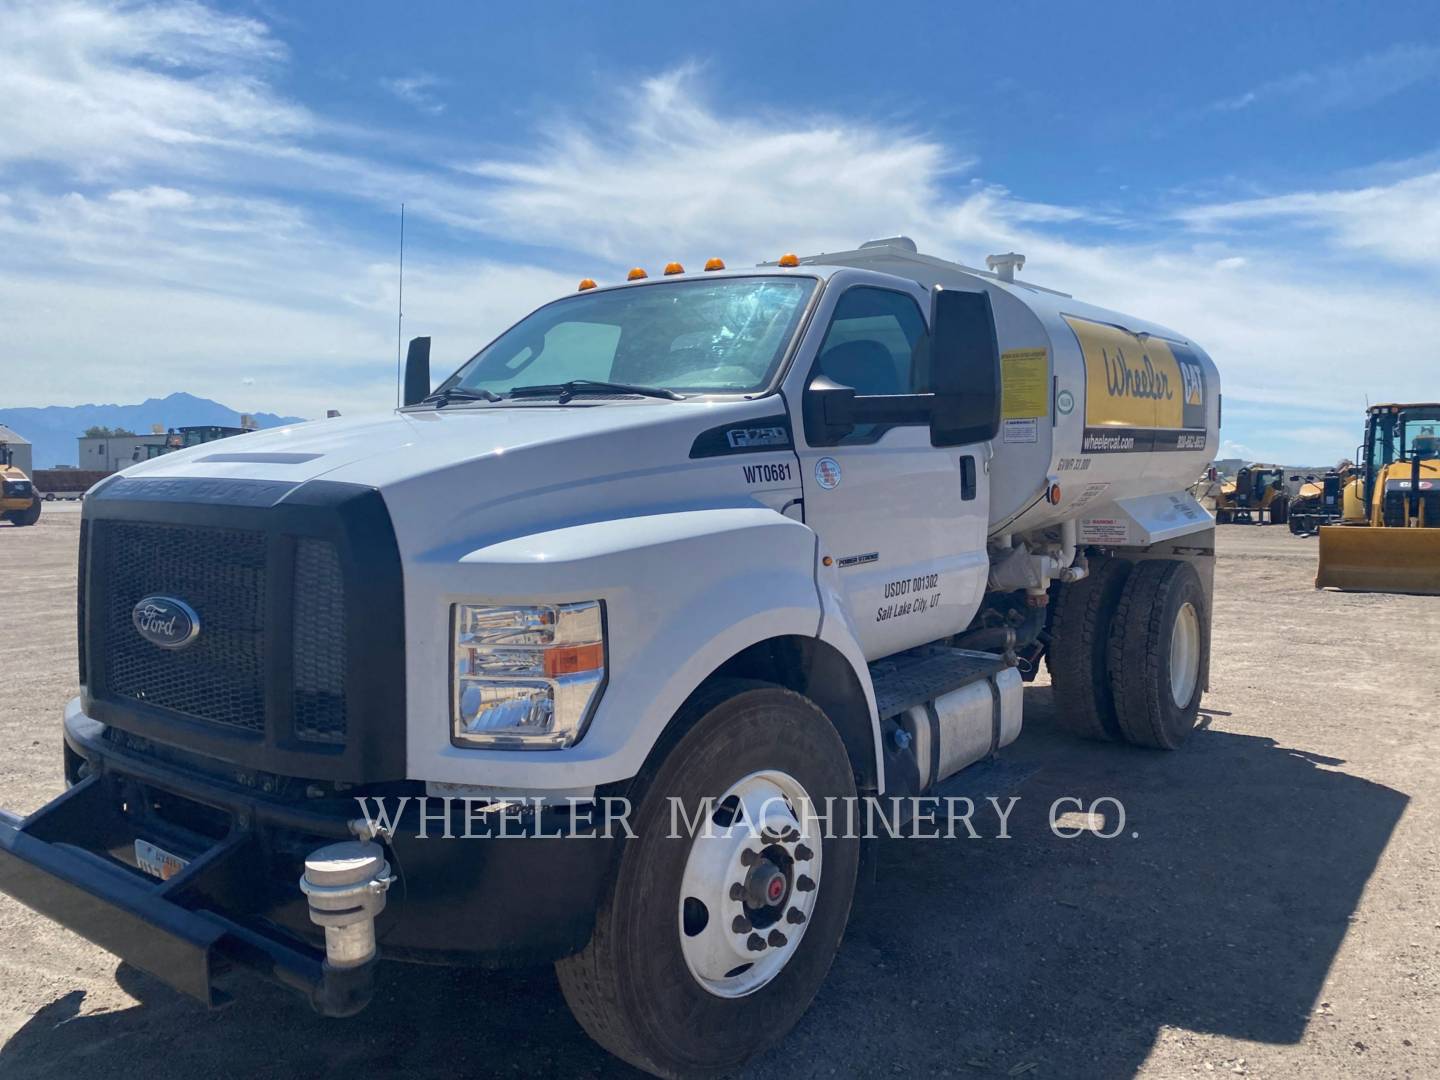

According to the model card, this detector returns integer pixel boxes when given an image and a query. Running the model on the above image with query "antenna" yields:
[395,202,405,407]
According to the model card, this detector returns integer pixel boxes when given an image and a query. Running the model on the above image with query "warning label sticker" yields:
[1080,517,1130,545]
[1001,348,1049,421]
[1002,417,1038,443]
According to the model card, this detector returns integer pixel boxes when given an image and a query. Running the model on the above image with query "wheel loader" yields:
[1317,403,1440,594]
[1214,463,1289,525]
[1288,464,1358,535]
[0,442,42,526]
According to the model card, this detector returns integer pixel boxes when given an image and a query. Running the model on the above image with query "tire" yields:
[556,681,860,1078]
[1107,560,1207,750]
[1046,558,1132,741]
[10,496,40,526]
[1270,496,1288,526]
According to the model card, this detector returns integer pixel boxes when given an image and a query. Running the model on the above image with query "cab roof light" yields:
[778,252,800,267]
[627,267,648,281]
[704,257,726,271]
[663,261,684,275]
[577,278,597,291]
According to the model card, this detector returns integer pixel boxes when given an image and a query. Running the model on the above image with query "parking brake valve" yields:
[299,839,394,969]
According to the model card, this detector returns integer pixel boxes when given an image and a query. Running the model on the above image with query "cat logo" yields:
[1179,361,1204,407]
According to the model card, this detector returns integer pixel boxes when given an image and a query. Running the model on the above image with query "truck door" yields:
[793,279,990,660]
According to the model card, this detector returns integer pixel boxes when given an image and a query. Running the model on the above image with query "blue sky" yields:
[3,0,1439,463]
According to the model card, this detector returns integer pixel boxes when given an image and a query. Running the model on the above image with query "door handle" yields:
[960,456,977,500]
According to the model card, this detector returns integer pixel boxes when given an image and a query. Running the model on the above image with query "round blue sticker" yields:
[815,457,842,490]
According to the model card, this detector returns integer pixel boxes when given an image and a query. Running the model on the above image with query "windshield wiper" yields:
[422,385,502,406]
[507,379,685,403]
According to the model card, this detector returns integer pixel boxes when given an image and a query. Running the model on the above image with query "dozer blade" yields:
[1316,525,1440,595]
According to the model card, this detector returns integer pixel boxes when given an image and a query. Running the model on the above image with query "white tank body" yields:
[807,242,1221,539]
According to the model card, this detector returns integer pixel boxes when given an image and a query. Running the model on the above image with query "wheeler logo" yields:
[132,596,200,649]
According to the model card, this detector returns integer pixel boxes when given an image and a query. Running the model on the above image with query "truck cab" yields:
[0,240,1219,1077]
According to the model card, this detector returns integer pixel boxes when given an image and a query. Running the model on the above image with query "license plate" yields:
[134,838,189,881]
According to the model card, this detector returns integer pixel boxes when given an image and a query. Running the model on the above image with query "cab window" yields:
[812,287,929,443]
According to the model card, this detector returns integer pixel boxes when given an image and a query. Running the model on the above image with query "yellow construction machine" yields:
[1317,403,1440,594]
[1214,463,1289,525]
[0,441,42,527]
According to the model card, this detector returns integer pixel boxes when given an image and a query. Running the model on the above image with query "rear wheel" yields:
[1046,558,1132,741]
[1107,560,1208,750]
[556,682,860,1078]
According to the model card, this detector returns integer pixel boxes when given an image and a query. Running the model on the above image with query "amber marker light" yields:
[778,253,800,267]
[544,642,605,678]
[704,258,726,271]
[577,278,597,291]
[664,261,684,275]
[627,267,648,281]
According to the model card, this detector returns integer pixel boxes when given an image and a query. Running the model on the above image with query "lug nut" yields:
[767,929,788,948]
[729,882,745,901]
[794,843,814,861]
[796,874,816,892]
[731,915,752,934]
[746,933,766,952]
[786,907,806,925]
[740,848,758,866]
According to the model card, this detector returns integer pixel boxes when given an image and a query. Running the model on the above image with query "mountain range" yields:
[0,393,307,469]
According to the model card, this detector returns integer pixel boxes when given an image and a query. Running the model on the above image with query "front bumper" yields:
[0,701,618,1015]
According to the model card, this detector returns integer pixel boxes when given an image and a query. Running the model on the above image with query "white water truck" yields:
[0,238,1217,1077]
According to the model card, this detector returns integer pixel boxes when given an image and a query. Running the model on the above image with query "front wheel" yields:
[556,682,860,1078]
[9,496,40,526]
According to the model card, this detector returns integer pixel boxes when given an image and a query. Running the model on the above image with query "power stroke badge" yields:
[132,596,201,649]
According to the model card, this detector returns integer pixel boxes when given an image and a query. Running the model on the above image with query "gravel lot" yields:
[1,508,1437,1078]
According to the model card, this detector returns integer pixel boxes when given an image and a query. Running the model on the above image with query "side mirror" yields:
[403,336,432,406]
[928,288,1000,446]
[803,376,937,446]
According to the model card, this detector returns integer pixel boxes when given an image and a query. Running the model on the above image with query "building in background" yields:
[0,425,34,476]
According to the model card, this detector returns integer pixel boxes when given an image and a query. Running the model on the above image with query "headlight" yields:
[452,601,606,749]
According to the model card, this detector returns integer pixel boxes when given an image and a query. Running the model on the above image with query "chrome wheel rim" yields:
[677,769,821,998]
[1169,601,1201,707]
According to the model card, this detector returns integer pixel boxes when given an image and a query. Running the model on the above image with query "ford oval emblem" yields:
[132,596,200,650]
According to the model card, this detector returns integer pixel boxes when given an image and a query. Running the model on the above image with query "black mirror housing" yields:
[928,288,1001,446]
[802,376,858,445]
[403,336,432,406]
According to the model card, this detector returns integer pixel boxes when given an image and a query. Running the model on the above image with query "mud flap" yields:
[1316,525,1440,595]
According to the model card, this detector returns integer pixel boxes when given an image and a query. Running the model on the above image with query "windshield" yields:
[1403,417,1440,460]
[439,276,815,399]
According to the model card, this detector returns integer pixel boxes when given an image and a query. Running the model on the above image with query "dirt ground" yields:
[1,507,1437,1079]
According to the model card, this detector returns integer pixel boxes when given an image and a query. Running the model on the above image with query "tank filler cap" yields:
[986,252,1026,282]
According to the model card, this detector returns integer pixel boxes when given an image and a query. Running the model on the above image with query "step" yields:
[869,646,1011,720]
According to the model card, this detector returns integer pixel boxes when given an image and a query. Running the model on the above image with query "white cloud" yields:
[381,73,445,115]
[1176,171,1440,269]
[0,0,310,177]
[1208,43,1440,114]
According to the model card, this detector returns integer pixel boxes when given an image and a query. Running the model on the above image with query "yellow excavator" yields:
[1317,403,1440,594]
[1214,463,1289,525]
[0,441,42,527]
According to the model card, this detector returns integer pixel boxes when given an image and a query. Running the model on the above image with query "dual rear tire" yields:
[1049,558,1207,750]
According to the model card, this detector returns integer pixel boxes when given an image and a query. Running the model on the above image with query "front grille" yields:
[292,537,348,742]
[1383,490,1440,527]
[77,520,90,685]
[100,522,269,733]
